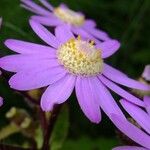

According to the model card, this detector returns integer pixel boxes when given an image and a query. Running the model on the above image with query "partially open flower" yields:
[0,21,149,123]
[21,0,110,43]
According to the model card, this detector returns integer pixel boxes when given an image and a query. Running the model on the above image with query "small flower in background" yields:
[112,96,150,150]
[21,0,110,43]
[142,65,150,82]
[0,20,149,123]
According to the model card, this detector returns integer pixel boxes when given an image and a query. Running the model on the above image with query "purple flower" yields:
[21,0,110,43]
[0,20,149,123]
[142,65,150,81]
[112,96,150,150]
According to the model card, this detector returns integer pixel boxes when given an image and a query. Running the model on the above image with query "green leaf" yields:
[50,104,69,150]
[62,136,119,150]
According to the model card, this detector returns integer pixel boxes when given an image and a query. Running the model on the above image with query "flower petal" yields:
[82,19,96,28]
[5,39,56,55]
[31,15,62,26]
[39,0,54,11]
[84,28,110,41]
[41,74,76,111]
[102,64,150,91]
[29,20,60,48]
[111,114,150,149]
[113,146,147,150]
[55,25,74,44]
[0,55,57,72]
[96,40,120,58]
[121,99,150,135]
[94,77,125,119]
[99,75,144,107]
[75,77,101,123]
[9,66,66,90]
[103,63,127,77]
[21,0,51,16]
[21,4,40,14]
[144,96,150,115]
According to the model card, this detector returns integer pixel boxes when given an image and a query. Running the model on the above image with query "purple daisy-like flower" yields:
[112,96,150,150]
[0,20,149,123]
[21,0,110,43]
[142,65,150,81]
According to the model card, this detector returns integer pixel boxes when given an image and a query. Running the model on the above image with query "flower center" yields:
[54,7,85,26]
[57,37,103,76]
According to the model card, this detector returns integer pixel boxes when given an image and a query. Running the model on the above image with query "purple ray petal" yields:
[113,146,147,150]
[102,64,150,91]
[59,3,69,9]
[41,74,76,111]
[9,66,66,90]
[96,40,120,58]
[31,15,62,26]
[5,39,56,55]
[75,76,101,123]
[82,19,96,28]
[94,77,125,119]
[111,114,150,149]
[102,63,127,77]
[55,25,74,44]
[99,75,144,107]
[21,4,40,14]
[21,0,51,16]
[72,27,100,44]
[144,96,150,115]
[29,20,60,48]
[0,55,59,72]
[0,97,3,107]
[121,99,150,135]
[39,0,54,11]
[84,27,110,41]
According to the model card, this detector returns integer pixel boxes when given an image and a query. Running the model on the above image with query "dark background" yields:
[0,0,149,149]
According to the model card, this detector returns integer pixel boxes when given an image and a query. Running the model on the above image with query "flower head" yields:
[21,0,110,42]
[0,20,149,123]
[112,96,150,150]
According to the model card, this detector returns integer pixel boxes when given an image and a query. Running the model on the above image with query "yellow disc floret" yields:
[54,7,85,26]
[57,37,103,76]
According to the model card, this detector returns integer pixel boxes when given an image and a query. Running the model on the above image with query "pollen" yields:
[54,7,85,26]
[57,37,103,76]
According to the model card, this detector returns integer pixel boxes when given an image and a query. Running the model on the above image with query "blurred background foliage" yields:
[0,0,149,149]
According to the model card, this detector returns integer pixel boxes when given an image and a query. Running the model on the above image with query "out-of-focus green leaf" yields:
[50,104,69,150]
[62,136,119,150]
[34,126,43,149]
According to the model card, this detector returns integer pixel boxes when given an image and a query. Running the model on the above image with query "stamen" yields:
[57,37,103,76]
[54,7,85,26]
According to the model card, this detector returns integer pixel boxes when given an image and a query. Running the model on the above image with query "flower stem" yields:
[42,105,62,150]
